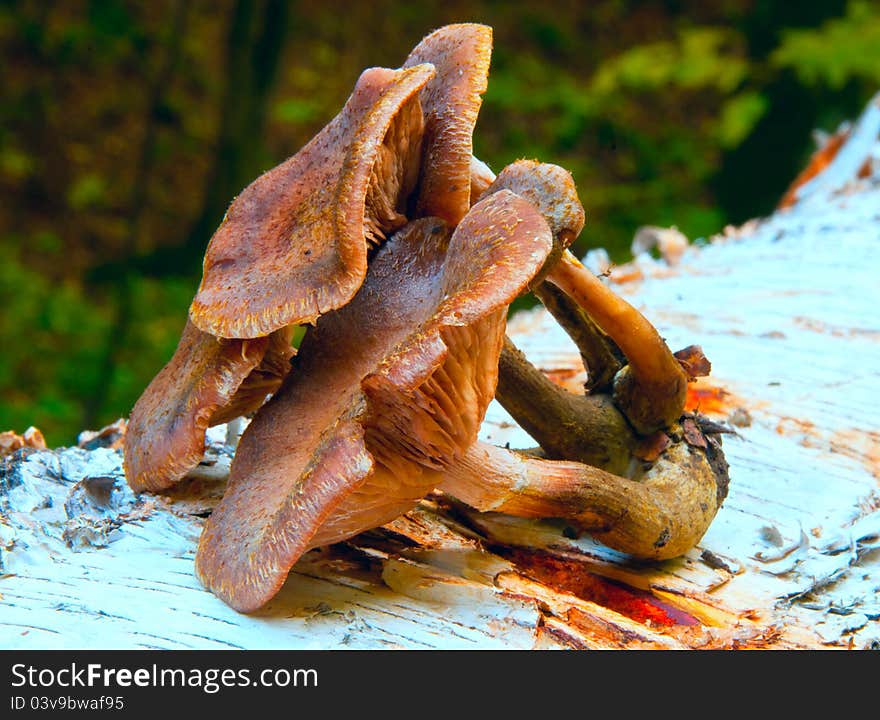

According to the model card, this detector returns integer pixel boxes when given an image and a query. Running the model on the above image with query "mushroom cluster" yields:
[124,24,729,612]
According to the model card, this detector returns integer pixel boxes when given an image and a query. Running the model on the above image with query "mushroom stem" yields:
[532,281,624,392]
[496,337,636,476]
[440,437,728,561]
[545,250,688,434]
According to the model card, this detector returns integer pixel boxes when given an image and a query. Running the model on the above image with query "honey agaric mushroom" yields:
[125,63,436,492]
[480,159,688,435]
[124,22,730,610]
[195,190,553,612]
[126,26,495,497]
[124,322,294,493]
[189,63,435,340]
[434,159,728,559]
[403,23,492,225]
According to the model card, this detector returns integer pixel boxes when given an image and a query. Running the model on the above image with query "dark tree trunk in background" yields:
[82,0,189,431]
[181,0,290,273]
[85,0,290,430]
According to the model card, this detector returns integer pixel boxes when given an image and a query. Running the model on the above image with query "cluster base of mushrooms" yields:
[124,24,730,613]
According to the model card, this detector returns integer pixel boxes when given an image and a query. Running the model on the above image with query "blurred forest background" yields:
[2,0,879,445]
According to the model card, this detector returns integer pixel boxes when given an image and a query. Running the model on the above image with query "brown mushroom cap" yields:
[189,64,435,340]
[125,323,294,494]
[481,159,585,272]
[124,321,268,493]
[195,190,553,611]
[404,24,492,225]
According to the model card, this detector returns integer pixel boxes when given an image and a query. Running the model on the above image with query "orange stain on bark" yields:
[508,549,699,628]
[684,379,736,416]
[778,128,849,208]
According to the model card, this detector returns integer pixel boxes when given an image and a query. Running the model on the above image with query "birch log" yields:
[2,95,879,650]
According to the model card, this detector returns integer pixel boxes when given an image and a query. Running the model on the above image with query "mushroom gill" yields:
[195,190,553,611]
[207,325,296,427]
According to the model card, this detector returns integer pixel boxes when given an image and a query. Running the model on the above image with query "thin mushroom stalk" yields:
[530,281,624,393]
[439,437,729,561]
[460,158,727,559]
[477,159,689,435]
[546,250,688,434]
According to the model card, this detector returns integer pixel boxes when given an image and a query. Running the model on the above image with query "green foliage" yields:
[479,22,757,258]
[773,1,880,88]
[717,91,769,148]
[0,143,34,179]
[592,28,747,94]
[0,241,112,443]
[100,276,197,423]
[66,173,108,210]
[272,98,321,125]
[0,240,197,444]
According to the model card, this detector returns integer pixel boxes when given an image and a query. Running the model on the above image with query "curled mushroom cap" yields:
[482,159,585,250]
[124,321,294,493]
[195,190,553,611]
[189,64,435,340]
[404,23,492,225]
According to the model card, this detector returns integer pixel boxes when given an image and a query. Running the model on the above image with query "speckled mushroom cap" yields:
[195,190,553,612]
[189,64,435,340]
[124,322,294,493]
[481,159,585,253]
[404,23,492,226]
